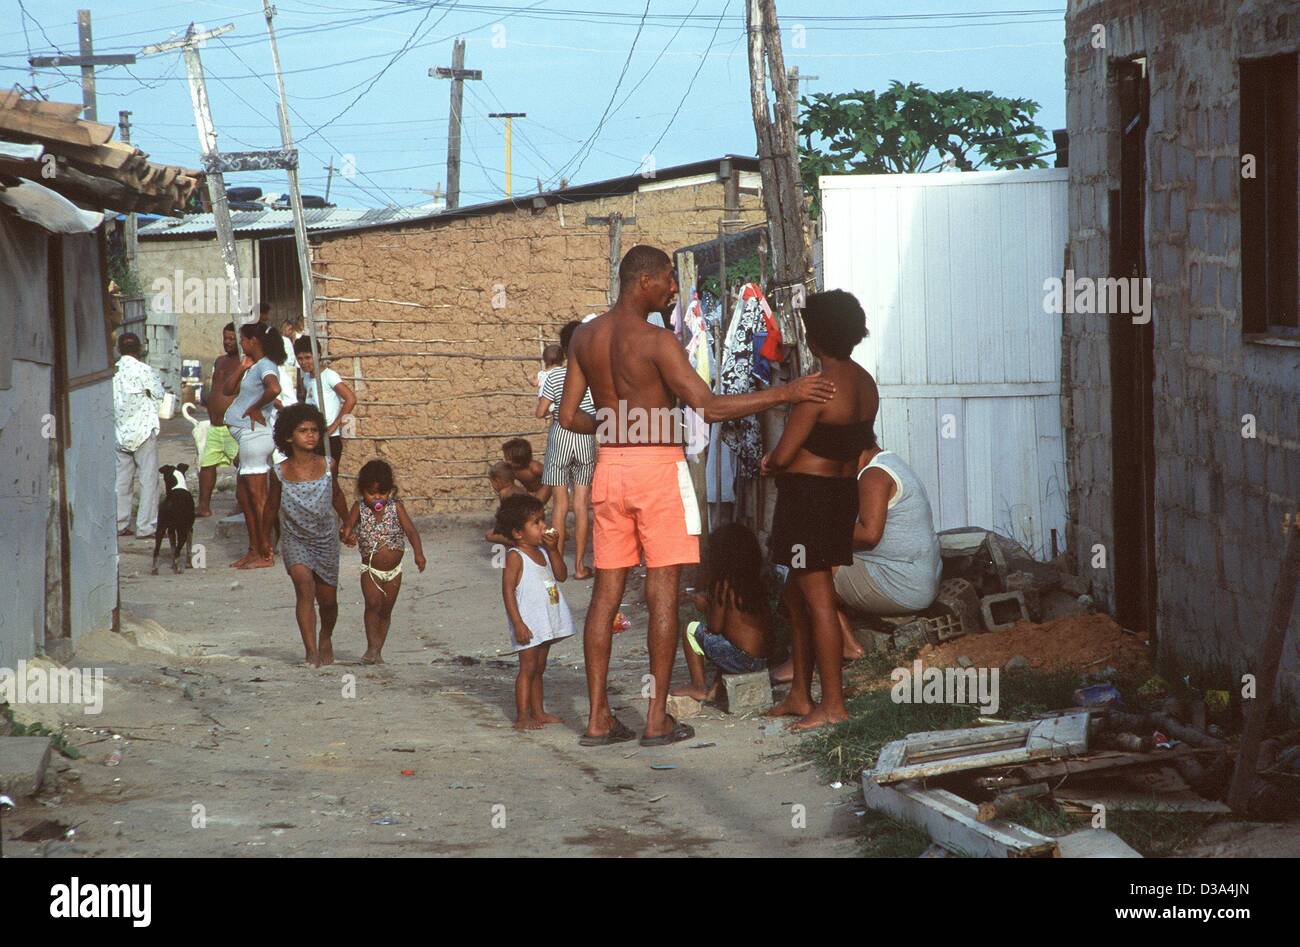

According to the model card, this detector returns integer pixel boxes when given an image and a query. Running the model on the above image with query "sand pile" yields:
[917,612,1152,674]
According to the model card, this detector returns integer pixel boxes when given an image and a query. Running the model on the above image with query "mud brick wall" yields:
[312,178,764,514]
[1064,0,1300,705]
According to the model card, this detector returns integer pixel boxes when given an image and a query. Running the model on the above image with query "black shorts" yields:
[768,473,859,571]
[328,435,342,463]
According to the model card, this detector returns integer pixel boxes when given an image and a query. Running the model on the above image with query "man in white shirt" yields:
[113,332,163,538]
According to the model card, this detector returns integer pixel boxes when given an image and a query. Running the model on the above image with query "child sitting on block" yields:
[501,438,551,504]
[670,523,771,702]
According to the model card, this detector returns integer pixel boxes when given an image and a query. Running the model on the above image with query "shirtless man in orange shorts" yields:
[559,245,836,746]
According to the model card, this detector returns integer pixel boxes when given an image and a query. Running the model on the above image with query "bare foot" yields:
[843,643,866,661]
[670,683,710,700]
[360,651,385,665]
[769,658,794,685]
[196,508,213,518]
[246,554,275,569]
[536,712,563,725]
[787,705,849,732]
[573,568,594,580]
[514,717,544,730]
[765,693,815,717]
[319,638,335,666]
[303,652,321,668]
[231,551,254,568]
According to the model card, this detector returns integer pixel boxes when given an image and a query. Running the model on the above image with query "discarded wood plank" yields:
[1052,766,1232,813]
[1017,746,1196,782]
[1055,828,1143,858]
[870,713,1089,785]
[861,776,1057,858]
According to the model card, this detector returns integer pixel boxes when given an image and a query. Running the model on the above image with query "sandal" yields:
[639,714,695,747]
[578,716,637,747]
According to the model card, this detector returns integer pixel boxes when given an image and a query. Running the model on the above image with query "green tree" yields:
[798,81,1050,211]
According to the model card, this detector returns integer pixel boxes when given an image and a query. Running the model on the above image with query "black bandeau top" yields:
[802,418,875,462]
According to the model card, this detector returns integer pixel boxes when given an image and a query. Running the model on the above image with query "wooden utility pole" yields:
[1227,515,1300,813]
[586,212,636,306]
[488,111,526,197]
[323,158,336,204]
[746,0,812,337]
[261,0,327,414]
[430,39,481,210]
[118,110,138,271]
[786,66,817,123]
[28,10,136,124]
[141,23,248,324]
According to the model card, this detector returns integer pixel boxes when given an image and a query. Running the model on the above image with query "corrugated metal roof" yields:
[137,205,437,238]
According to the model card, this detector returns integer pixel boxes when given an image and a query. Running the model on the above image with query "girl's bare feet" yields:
[513,717,544,730]
[246,554,275,569]
[319,638,334,666]
[536,712,563,725]
[360,651,385,665]
[304,651,321,668]
[787,705,849,732]
[231,550,255,568]
[765,693,815,717]
[670,683,711,701]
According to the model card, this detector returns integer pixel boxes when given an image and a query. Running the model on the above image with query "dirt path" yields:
[5,424,860,857]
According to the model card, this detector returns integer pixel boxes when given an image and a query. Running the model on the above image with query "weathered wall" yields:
[1064,0,1300,702]
[136,236,257,386]
[66,379,119,645]
[313,176,764,512]
[0,360,53,669]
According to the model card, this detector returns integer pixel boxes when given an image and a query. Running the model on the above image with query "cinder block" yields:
[934,577,981,636]
[666,694,703,720]
[0,736,53,797]
[892,619,931,651]
[980,592,1029,632]
[722,671,772,715]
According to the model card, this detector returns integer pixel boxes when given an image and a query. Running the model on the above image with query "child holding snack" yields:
[341,459,426,664]
[670,523,772,702]
[497,494,574,729]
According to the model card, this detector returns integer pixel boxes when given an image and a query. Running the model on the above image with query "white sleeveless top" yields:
[853,451,943,611]
[506,547,576,652]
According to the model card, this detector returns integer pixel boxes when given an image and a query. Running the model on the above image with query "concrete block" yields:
[934,577,981,636]
[0,736,53,797]
[892,619,931,651]
[980,592,1029,632]
[666,694,703,720]
[722,671,772,715]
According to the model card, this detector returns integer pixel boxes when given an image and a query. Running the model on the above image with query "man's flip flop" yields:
[578,717,637,746]
[639,715,695,747]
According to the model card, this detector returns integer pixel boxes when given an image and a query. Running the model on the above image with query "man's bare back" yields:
[569,312,681,444]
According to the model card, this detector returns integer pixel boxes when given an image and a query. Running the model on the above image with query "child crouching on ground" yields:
[670,522,772,702]
[340,459,426,664]
[498,493,574,729]
[501,438,551,503]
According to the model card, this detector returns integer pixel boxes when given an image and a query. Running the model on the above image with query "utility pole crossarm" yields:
[28,54,136,67]
[432,39,482,210]
[139,23,235,57]
[430,67,483,80]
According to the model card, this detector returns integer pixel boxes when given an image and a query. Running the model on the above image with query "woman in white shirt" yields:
[223,322,287,568]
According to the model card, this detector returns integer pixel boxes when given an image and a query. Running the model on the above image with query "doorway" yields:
[1109,57,1157,636]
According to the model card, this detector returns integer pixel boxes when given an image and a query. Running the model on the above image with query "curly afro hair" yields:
[272,402,327,455]
[801,289,867,360]
[495,493,544,539]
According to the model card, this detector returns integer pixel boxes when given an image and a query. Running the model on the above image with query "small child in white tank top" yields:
[496,494,575,730]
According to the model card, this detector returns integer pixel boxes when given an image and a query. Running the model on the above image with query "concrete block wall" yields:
[312,178,764,512]
[1064,0,1300,705]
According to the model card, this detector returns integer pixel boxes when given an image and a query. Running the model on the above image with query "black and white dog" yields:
[153,464,196,575]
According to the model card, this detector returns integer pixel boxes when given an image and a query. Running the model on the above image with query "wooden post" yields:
[261,0,327,413]
[117,110,137,271]
[431,40,482,210]
[1226,514,1300,813]
[586,213,636,307]
[142,24,246,324]
[76,10,97,123]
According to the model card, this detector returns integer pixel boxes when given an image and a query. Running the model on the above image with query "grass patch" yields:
[0,703,81,759]
[857,810,934,858]
[1001,798,1073,837]
[1105,809,1222,857]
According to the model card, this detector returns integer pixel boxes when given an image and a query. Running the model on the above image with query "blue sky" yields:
[3,1,1067,209]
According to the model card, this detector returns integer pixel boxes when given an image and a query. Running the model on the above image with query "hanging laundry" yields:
[717,283,773,480]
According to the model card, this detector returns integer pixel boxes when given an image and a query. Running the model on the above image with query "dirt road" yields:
[5,422,860,857]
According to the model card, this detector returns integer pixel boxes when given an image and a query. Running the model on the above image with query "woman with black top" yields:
[761,290,878,731]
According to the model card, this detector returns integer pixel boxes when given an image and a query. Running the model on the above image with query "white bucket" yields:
[158,391,175,420]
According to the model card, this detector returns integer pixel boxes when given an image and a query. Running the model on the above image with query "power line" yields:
[642,0,734,167]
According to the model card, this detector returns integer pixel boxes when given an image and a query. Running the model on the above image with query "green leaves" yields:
[797,81,1050,214]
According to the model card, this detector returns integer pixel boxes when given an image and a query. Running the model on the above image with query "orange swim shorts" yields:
[591,446,701,569]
